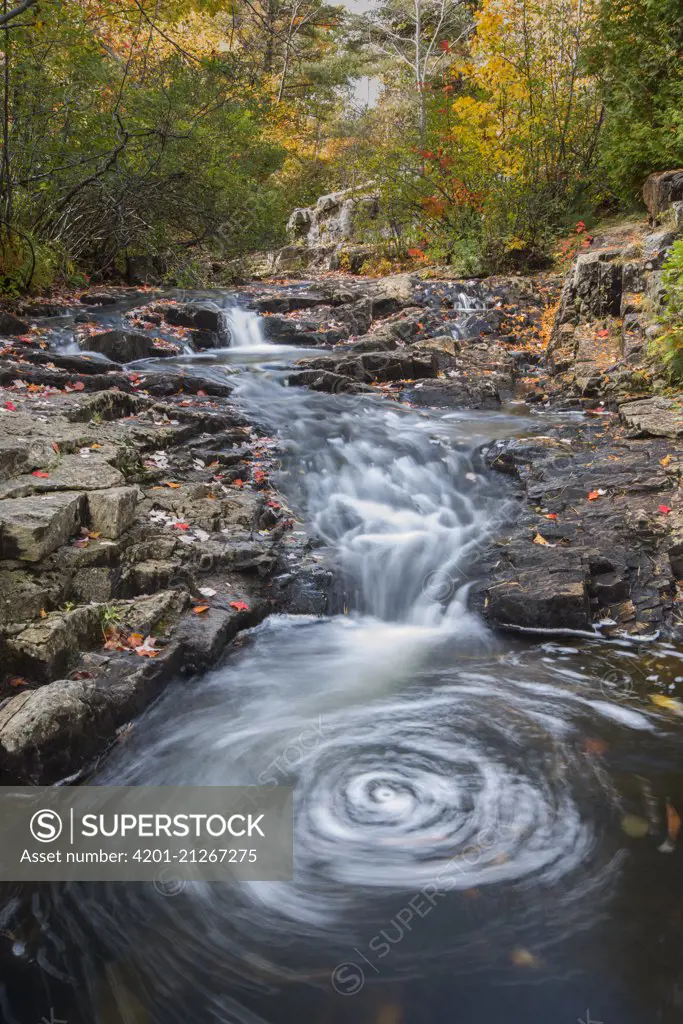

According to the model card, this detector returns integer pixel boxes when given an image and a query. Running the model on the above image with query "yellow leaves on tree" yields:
[448,0,603,191]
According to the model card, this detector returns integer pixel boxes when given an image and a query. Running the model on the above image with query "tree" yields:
[585,0,683,200]
[360,0,470,148]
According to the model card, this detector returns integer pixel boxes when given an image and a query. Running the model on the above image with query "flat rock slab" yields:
[0,455,124,499]
[620,397,683,438]
[0,491,84,561]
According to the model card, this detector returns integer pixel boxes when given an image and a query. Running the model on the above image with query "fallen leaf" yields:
[39,608,47,618]
[621,814,649,838]
[596,329,610,338]
[232,478,245,488]
[660,454,672,467]
[587,489,606,500]
[532,532,554,546]
[31,470,49,478]
[253,469,266,484]
[650,694,683,716]
[584,738,608,756]
[71,381,85,391]
[173,522,190,531]
[51,442,60,453]
[4,401,17,411]
[658,505,672,515]
[544,513,558,520]
[193,605,210,615]
[510,947,540,969]
[8,676,29,688]
[165,481,181,489]
[659,802,682,853]
[127,633,145,648]
[229,600,249,612]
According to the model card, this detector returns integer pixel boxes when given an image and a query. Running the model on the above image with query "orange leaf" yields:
[544,513,558,520]
[127,632,145,648]
[587,490,601,501]
[229,600,249,612]
[8,676,28,688]
[32,470,49,478]
[232,479,244,488]
[193,605,210,615]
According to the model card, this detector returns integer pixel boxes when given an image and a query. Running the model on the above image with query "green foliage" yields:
[586,0,683,201]
[652,239,683,383]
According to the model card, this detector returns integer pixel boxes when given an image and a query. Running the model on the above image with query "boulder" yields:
[0,491,84,561]
[87,486,139,539]
[643,169,683,221]
[0,311,29,336]
[487,574,591,631]
[286,184,379,247]
[164,302,225,334]
[0,679,109,782]
[80,329,179,363]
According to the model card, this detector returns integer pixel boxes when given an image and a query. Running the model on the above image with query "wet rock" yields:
[87,486,139,539]
[0,311,29,336]
[80,291,117,306]
[620,397,683,438]
[19,349,121,375]
[487,573,591,631]
[164,302,225,335]
[80,329,179,363]
[261,313,342,346]
[0,491,84,561]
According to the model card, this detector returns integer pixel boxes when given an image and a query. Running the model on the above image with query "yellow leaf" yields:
[510,947,540,969]
[660,454,672,467]
[650,694,683,716]
[532,532,553,546]
[621,814,649,838]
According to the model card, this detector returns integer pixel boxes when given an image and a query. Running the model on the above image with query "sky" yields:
[339,0,382,108]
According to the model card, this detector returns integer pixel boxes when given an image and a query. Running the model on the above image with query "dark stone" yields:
[0,311,29,336]
[164,302,225,334]
[80,329,179,363]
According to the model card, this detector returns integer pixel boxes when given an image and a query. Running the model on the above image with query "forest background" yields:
[0,0,680,293]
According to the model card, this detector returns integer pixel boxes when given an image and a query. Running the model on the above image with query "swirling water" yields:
[5,292,683,1024]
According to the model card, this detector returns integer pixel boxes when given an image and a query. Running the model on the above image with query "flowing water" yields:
[3,289,683,1024]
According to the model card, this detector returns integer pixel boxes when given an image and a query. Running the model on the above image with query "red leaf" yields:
[658,504,672,515]
[173,522,190,530]
[4,401,17,411]
[232,478,245,488]
[596,329,610,338]
[71,381,85,391]
[31,470,49,478]
[229,600,249,612]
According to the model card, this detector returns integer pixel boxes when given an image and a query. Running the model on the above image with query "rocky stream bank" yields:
[0,180,682,786]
